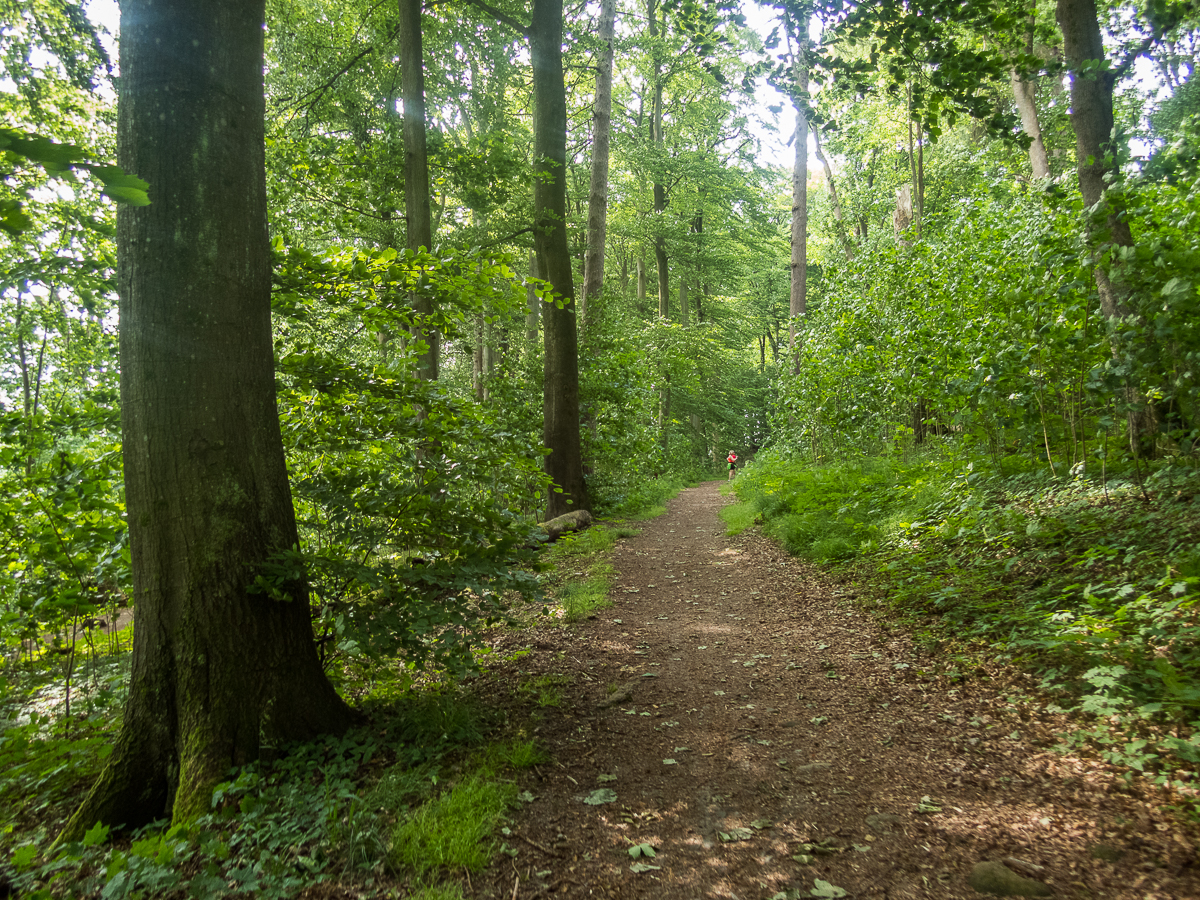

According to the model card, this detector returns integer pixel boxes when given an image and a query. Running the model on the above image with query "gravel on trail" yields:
[472,481,1200,900]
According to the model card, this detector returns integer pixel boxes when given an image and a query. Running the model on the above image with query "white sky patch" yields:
[741,1,820,172]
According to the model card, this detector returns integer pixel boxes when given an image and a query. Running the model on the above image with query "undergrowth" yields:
[733,448,1200,798]
[0,660,544,898]
[543,523,637,622]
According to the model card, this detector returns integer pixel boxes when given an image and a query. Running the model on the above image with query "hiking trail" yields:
[473,481,1198,900]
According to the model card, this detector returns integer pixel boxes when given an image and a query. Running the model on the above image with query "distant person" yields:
[727,450,737,480]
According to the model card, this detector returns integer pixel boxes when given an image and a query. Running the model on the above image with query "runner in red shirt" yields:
[727,450,738,480]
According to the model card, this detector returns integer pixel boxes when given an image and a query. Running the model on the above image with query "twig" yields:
[514,832,560,857]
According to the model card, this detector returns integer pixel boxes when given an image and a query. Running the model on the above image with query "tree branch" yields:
[457,0,529,37]
[294,26,400,115]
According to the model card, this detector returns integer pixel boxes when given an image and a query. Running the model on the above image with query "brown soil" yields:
[472,481,1200,900]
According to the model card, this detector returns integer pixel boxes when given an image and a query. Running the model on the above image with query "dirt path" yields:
[477,482,1199,899]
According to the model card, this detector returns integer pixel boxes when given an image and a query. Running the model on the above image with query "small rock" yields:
[597,680,636,709]
[865,813,904,833]
[1088,843,1123,862]
[967,860,1052,897]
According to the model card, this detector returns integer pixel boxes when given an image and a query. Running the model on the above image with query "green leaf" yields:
[11,844,37,869]
[810,880,848,898]
[583,788,617,805]
[83,822,111,847]
[628,842,656,858]
[718,827,753,842]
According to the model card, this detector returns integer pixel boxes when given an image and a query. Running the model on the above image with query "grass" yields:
[601,470,699,520]
[543,524,635,621]
[389,737,545,874]
[517,673,571,707]
[390,771,518,873]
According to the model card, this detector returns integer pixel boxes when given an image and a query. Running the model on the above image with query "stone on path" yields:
[967,860,1052,897]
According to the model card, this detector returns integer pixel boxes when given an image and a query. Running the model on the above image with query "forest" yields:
[1,0,1199,896]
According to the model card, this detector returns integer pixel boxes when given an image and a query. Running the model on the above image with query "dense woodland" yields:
[1,0,1199,895]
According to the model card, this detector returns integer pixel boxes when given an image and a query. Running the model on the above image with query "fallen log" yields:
[537,509,593,543]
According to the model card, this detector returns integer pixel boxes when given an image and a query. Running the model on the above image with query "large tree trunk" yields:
[400,0,437,379]
[1057,0,1155,454]
[788,53,809,374]
[60,0,354,840]
[532,0,589,517]
[580,0,616,328]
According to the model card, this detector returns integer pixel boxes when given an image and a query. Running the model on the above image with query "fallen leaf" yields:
[597,774,617,783]
[810,879,848,898]
[719,827,754,842]
[913,795,942,814]
[583,788,617,805]
[628,843,656,858]
[629,862,661,873]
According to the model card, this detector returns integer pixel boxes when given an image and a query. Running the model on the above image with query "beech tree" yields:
[61,0,353,838]
[400,0,438,379]
[531,0,590,516]
[580,0,617,329]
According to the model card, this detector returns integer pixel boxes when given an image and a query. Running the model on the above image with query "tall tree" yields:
[648,0,671,319]
[580,0,617,328]
[1056,0,1161,452]
[786,7,810,374]
[400,0,438,379]
[531,0,590,515]
[60,0,354,839]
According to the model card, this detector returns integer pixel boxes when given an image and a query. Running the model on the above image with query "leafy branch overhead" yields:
[0,128,148,235]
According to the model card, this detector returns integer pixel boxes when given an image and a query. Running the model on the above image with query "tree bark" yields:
[1057,0,1155,454]
[678,278,689,327]
[788,51,809,375]
[648,0,670,320]
[60,0,354,840]
[400,0,438,379]
[532,0,589,517]
[1012,1,1050,179]
[580,0,616,329]
[1012,65,1051,178]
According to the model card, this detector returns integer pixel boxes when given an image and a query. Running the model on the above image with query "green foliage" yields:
[0,675,534,896]
[742,448,1200,786]
[728,451,938,561]
[271,243,550,675]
